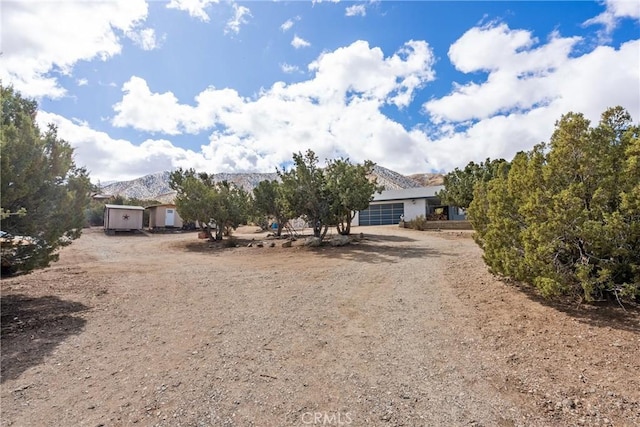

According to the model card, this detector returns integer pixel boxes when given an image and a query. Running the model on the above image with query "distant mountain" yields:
[370,165,422,190]
[99,166,430,202]
[407,173,445,187]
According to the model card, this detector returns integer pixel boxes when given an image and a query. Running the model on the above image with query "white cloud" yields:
[345,4,366,17]
[291,35,311,49]
[225,3,252,35]
[280,63,300,74]
[584,0,640,33]
[421,23,639,171]
[112,76,245,135]
[128,28,163,51]
[106,40,436,176]
[36,28,638,182]
[36,111,209,183]
[77,78,89,87]
[166,0,219,22]
[0,0,150,99]
[281,19,294,32]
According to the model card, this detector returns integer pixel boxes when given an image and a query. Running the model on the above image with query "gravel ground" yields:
[1,226,638,427]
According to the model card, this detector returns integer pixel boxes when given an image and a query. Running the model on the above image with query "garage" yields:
[358,202,404,225]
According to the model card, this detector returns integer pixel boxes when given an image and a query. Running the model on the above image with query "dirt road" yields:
[1,226,638,426]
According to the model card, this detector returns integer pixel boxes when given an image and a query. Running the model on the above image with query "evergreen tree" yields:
[1,85,91,274]
[252,180,288,236]
[325,158,381,235]
[438,158,509,209]
[169,169,249,240]
[469,107,639,302]
[278,150,332,238]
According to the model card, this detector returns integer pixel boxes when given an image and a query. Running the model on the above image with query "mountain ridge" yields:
[100,166,441,203]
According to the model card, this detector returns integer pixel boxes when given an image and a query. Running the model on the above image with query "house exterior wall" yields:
[353,186,466,226]
[104,206,144,230]
[403,199,426,221]
[148,206,184,229]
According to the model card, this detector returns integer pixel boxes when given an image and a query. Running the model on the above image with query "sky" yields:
[1,0,639,183]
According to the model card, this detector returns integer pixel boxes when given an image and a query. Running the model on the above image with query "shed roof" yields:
[104,204,145,211]
[373,185,444,202]
[145,203,177,209]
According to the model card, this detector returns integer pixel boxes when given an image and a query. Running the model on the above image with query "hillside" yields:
[99,166,427,201]
[407,173,445,187]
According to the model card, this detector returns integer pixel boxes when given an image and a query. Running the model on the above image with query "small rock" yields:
[304,237,322,247]
[281,240,292,248]
[256,242,264,248]
[562,398,575,409]
[330,235,350,247]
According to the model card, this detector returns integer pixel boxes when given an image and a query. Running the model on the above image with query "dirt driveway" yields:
[1,226,639,426]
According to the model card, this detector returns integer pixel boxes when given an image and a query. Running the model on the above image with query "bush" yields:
[468,107,639,303]
[405,215,429,231]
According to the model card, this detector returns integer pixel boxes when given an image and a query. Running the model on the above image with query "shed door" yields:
[165,209,175,226]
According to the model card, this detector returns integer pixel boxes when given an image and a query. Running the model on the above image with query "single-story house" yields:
[352,186,466,226]
[104,204,144,232]
[147,204,183,229]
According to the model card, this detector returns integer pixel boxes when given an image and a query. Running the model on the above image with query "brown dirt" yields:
[1,226,638,427]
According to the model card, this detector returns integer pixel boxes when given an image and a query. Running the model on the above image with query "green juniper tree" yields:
[1,85,92,275]
[469,107,640,303]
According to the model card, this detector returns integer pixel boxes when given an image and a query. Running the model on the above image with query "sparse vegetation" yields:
[405,215,429,231]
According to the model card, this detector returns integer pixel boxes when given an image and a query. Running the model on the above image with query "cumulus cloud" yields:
[0,0,150,98]
[77,78,89,87]
[225,3,252,35]
[345,4,367,17]
[112,76,245,135]
[166,0,219,22]
[38,27,639,182]
[584,0,640,34]
[105,40,436,177]
[37,111,209,183]
[291,35,311,49]
[422,23,639,170]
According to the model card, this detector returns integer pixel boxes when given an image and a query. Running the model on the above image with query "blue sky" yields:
[2,0,638,182]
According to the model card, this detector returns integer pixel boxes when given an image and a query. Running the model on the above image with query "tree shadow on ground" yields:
[511,281,640,334]
[1,294,88,383]
[355,233,418,243]
[310,238,449,264]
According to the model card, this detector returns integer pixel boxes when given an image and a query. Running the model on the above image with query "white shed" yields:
[147,204,183,229]
[104,204,144,232]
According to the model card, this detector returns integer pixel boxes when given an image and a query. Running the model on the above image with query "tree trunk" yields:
[320,224,329,240]
[276,222,282,237]
[337,213,352,235]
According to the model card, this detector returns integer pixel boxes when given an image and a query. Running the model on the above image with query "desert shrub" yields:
[406,215,429,231]
[468,107,639,303]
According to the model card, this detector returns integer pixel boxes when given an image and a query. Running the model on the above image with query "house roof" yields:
[104,204,145,211]
[373,185,444,202]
